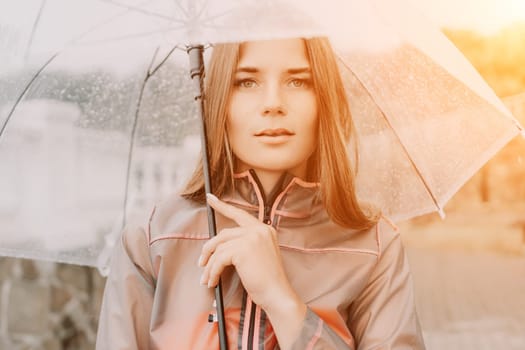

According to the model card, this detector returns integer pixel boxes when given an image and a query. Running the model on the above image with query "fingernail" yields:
[207,281,213,288]
[197,255,203,266]
[200,274,206,285]
[206,193,218,202]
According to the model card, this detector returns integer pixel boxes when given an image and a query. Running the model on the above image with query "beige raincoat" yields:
[96,170,425,349]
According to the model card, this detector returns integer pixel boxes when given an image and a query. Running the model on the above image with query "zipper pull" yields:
[208,299,218,323]
[263,206,271,225]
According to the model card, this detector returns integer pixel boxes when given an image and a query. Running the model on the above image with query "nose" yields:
[261,83,286,117]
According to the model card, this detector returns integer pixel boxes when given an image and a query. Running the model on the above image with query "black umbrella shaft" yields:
[187,45,229,350]
[188,46,214,197]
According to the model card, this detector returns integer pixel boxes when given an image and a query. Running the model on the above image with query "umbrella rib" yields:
[99,0,180,22]
[195,0,210,20]
[0,53,59,139]
[149,44,180,77]
[42,0,157,52]
[4,0,173,144]
[25,0,48,60]
[173,0,190,18]
[75,25,187,46]
[337,55,443,214]
[121,47,160,227]
[198,8,237,24]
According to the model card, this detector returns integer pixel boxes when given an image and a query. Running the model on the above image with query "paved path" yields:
[402,215,525,350]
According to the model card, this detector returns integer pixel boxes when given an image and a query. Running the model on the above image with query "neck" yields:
[236,162,307,198]
[249,169,285,198]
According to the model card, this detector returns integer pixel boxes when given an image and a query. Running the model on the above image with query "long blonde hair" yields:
[181,37,378,230]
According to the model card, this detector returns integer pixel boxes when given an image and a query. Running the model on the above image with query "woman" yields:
[96,37,425,349]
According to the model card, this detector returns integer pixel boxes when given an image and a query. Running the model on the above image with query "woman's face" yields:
[227,38,318,179]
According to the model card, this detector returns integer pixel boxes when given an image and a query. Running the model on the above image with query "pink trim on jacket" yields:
[252,305,262,348]
[150,234,208,245]
[279,244,379,256]
[306,318,324,350]
[244,171,265,221]
[270,177,320,220]
[224,198,259,211]
[241,295,254,348]
[293,178,320,188]
[274,209,313,219]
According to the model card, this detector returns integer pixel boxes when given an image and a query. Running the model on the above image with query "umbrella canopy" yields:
[0,0,522,271]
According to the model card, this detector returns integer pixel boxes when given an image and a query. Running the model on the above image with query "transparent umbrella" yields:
[0,0,523,270]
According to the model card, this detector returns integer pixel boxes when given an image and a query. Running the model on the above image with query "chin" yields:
[245,159,306,175]
[235,147,314,177]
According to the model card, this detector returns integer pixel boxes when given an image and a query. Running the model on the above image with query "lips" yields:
[254,128,295,137]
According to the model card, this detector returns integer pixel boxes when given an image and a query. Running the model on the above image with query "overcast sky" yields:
[412,0,525,34]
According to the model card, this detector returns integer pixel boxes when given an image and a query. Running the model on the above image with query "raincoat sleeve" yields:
[290,224,425,350]
[95,222,155,350]
[290,307,352,349]
[347,226,426,349]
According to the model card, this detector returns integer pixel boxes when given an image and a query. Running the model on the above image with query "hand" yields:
[198,193,299,313]
[199,194,307,348]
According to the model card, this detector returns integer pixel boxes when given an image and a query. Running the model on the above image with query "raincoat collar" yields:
[226,169,322,223]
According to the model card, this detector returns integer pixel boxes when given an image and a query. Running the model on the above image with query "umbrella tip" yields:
[438,209,446,220]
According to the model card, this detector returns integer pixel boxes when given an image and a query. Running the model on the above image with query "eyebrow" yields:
[235,66,312,74]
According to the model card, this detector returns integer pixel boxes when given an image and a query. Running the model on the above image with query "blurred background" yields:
[1,0,524,349]
[400,1,525,349]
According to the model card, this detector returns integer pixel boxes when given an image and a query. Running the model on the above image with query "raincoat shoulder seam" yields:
[279,244,379,256]
[150,233,208,245]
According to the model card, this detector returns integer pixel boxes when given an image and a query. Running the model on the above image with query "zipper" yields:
[246,169,286,349]
[248,169,272,225]
[246,302,257,350]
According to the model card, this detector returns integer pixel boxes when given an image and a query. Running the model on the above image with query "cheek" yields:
[300,99,319,147]
[226,100,251,151]
[227,95,252,132]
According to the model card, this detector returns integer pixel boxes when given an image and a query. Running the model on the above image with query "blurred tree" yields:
[445,23,525,204]
[445,23,525,97]
[0,62,198,146]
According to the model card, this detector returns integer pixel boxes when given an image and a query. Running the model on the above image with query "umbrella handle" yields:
[188,45,229,350]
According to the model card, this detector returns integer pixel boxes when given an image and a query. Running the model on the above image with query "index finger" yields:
[206,193,259,226]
